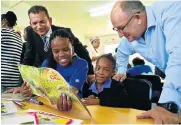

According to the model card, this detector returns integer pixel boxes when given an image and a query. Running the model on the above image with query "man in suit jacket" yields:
[23,5,94,75]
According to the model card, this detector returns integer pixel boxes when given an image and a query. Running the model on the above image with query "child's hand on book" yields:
[20,81,33,97]
[57,94,72,111]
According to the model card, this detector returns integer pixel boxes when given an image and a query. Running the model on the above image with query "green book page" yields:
[18,64,91,117]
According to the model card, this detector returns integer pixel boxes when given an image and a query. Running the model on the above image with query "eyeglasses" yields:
[113,12,140,32]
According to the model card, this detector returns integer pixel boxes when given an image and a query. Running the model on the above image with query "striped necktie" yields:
[42,36,49,52]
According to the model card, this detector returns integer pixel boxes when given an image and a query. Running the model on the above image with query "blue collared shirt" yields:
[89,79,112,94]
[116,1,181,109]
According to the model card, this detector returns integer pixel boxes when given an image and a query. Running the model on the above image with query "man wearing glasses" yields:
[111,0,181,124]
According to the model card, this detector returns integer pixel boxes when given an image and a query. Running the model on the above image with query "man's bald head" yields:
[111,1,145,15]
[110,0,145,28]
[110,0,147,42]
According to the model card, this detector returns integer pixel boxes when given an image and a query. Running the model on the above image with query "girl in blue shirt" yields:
[41,29,88,97]
[19,29,88,111]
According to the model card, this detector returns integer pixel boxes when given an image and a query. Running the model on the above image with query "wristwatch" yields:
[158,102,178,113]
[158,102,181,123]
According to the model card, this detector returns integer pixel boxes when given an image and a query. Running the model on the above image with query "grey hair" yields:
[120,1,145,15]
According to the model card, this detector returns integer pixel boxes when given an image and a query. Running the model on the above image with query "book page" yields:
[18,64,91,117]
[29,110,72,124]
[18,64,51,102]
[27,109,83,125]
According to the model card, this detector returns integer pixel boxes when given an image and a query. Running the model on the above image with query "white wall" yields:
[2,2,30,28]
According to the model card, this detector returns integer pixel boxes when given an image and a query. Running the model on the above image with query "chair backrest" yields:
[123,78,152,110]
[133,75,162,90]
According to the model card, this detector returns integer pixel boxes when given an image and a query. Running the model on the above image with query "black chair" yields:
[133,75,163,103]
[123,78,152,110]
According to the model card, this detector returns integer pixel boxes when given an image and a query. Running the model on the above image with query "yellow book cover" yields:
[18,64,91,117]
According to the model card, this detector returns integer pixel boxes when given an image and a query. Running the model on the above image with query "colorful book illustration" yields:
[2,109,82,125]
[18,64,91,117]
[28,110,73,124]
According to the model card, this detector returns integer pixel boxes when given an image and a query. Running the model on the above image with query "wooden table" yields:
[20,97,154,124]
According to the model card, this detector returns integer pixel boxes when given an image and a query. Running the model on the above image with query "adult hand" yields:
[57,94,72,111]
[4,87,21,93]
[112,74,126,82]
[20,81,33,97]
[136,106,179,124]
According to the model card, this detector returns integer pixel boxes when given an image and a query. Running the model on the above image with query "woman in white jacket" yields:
[86,37,100,68]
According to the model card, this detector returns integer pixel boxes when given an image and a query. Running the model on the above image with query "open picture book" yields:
[2,108,83,125]
[18,64,91,117]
